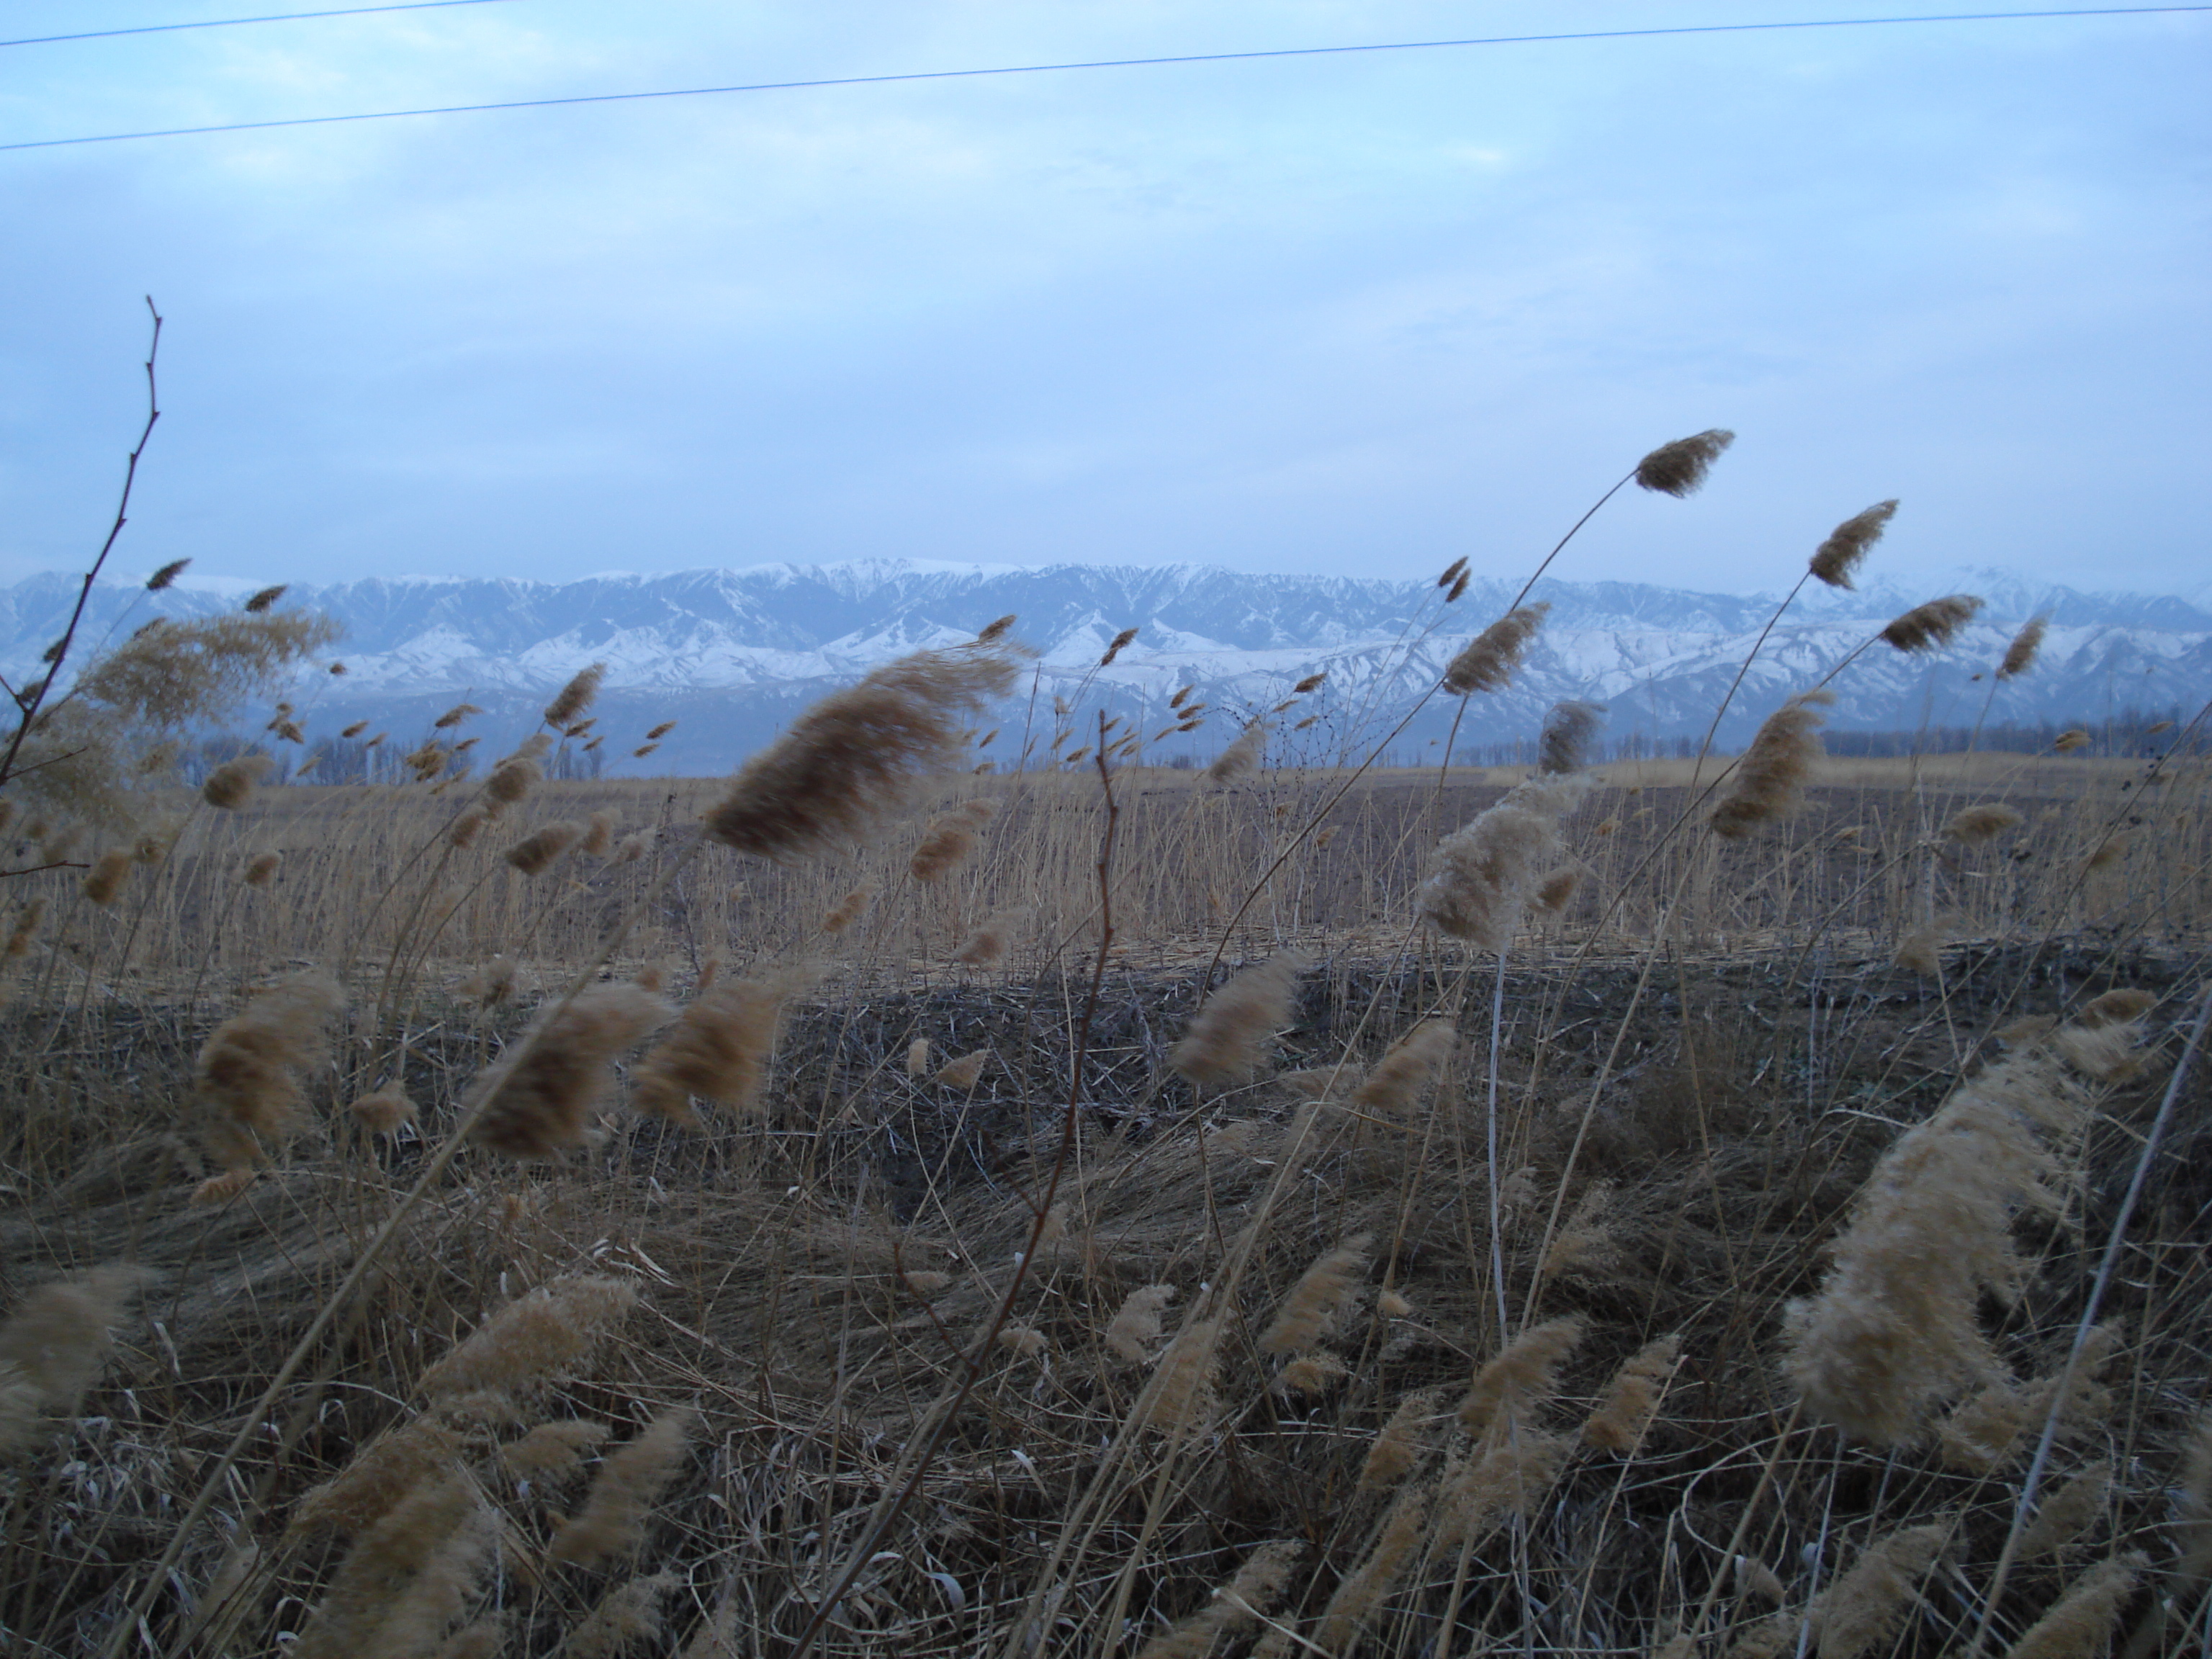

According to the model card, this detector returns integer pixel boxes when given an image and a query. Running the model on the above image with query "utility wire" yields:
[4,5,2206,153]
[2,0,518,50]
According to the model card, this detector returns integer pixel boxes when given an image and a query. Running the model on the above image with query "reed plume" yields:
[202,753,271,809]
[1881,594,1984,652]
[2018,1460,2110,1558]
[193,969,343,1169]
[419,1274,638,1405]
[1539,698,1606,773]
[821,884,873,934]
[244,585,287,613]
[1169,950,1311,1087]
[1361,1388,1444,1490]
[704,641,1025,862]
[1205,718,1270,784]
[1710,691,1831,840]
[562,1573,680,1659]
[549,1406,696,1565]
[289,1475,488,1659]
[470,984,673,1157]
[1443,603,1550,695]
[1133,1539,1303,1659]
[1133,1317,1221,1435]
[1105,1285,1177,1364]
[1351,1020,1455,1116]
[1431,1430,1573,1553]
[1307,1488,1430,1655]
[503,820,582,876]
[582,810,615,857]
[459,955,516,1009]
[503,1419,611,1482]
[544,662,606,727]
[2000,614,2050,678]
[632,965,815,1128]
[953,909,1019,967]
[2077,987,2155,1028]
[1946,804,2025,844]
[146,558,189,590]
[1807,1524,1945,1659]
[81,849,132,905]
[1784,1053,2083,1444]
[1417,773,1585,948]
[1460,1317,1584,1440]
[433,703,482,729]
[1293,671,1327,693]
[2053,729,2090,752]
[1260,1235,1371,1354]
[291,1418,463,1535]
[349,1084,414,1134]
[1808,500,1898,589]
[1896,923,1948,978]
[1634,428,1734,496]
[0,1266,140,1412]
[242,850,282,886]
[1099,626,1138,665]
[909,799,996,881]
[4,899,45,959]
[905,1038,930,1076]
[486,755,541,805]
[934,1049,988,1089]
[1582,1334,1681,1452]
[2001,1554,2144,1659]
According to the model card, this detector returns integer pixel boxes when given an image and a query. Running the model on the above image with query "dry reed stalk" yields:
[909,798,996,881]
[81,848,132,904]
[504,820,582,875]
[1350,1020,1456,1115]
[1946,804,2026,844]
[1417,773,1586,948]
[0,1266,140,1414]
[549,1406,697,1565]
[1443,603,1551,695]
[1583,1334,1682,1452]
[1808,500,1899,589]
[632,964,817,1127]
[705,641,1025,860]
[2000,1554,2145,1659]
[1459,1316,1584,1441]
[202,753,270,809]
[1710,691,1832,839]
[1539,698,1606,773]
[1133,1539,1304,1659]
[500,1419,611,1482]
[2001,615,2050,679]
[1881,594,1984,652]
[1361,1387,1444,1490]
[1205,718,1270,784]
[1807,1524,1946,1659]
[561,1573,680,1659]
[193,969,344,1169]
[471,984,672,1156]
[1304,1486,1431,1655]
[544,662,606,728]
[1259,1235,1372,1355]
[933,1049,988,1089]
[349,1084,415,1135]
[1635,428,1735,495]
[1168,950,1312,1087]
[1784,1053,2084,1444]
[1105,1285,1178,1363]
[290,1418,464,1536]
[419,1274,637,1406]
[2018,1460,2110,1557]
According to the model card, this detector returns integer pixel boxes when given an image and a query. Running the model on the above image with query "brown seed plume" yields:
[470,984,673,1158]
[1133,1317,1221,1435]
[1260,1235,1371,1355]
[909,798,996,881]
[1807,499,1898,589]
[146,558,189,590]
[459,955,517,1009]
[4,899,46,959]
[1204,717,1270,785]
[502,1419,610,1482]
[2000,614,2050,678]
[1099,626,1138,665]
[1105,1285,1177,1364]
[1881,593,1984,653]
[350,1084,415,1135]
[289,1475,487,1659]
[503,820,582,876]
[419,1274,638,1404]
[2018,1460,2110,1558]
[632,965,815,1128]
[581,810,615,857]
[485,755,541,804]
[1351,1020,1455,1116]
[1417,773,1585,949]
[1538,698,1605,773]
[1292,671,1327,693]
[976,613,1017,642]
[544,662,606,728]
[820,884,873,934]
[2053,728,2091,752]
[1309,1488,1430,1655]
[563,1573,680,1659]
[2077,987,2155,1028]
[705,641,1026,862]
[934,1049,988,1089]
[2000,1553,2145,1659]
[194,970,344,1167]
[1460,1316,1583,1442]
[1360,1387,1444,1490]
[1710,691,1831,840]
[433,702,482,729]
[1443,603,1550,695]
[1169,949,1311,1088]
[1437,557,1468,588]
[1534,866,1583,914]
[548,1406,696,1566]
[82,849,132,905]
[1946,804,2025,844]
[1583,1334,1682,1452]
[243,850,282,886]
[953,908,1020,967]
[1807,1524,1946,1659]
[1634,428,1734,495]
[1896,923,1948,978]
[243,584,287,613]
[291,1418,462,1536]
[202,753,271,809]
[0,1266,141,1411]
[1133,1539,1304,1659]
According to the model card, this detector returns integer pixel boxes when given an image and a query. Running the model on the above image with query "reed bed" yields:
[4,438,2211,1659]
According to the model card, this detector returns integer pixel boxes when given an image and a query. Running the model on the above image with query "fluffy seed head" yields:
[1881,593,1984,653]
[1259,1235,1370,1354]
[1169,950,1311,1088]
[1438,557,1468,588]
[1459,1316,1583,1442]
[1808,500,1898,589]
[419,1274,638,1403]
[1808,1525,1946,1659]
[548,1406,696,1565]
[1443,603,1550,696]
[632,965,815,1128]
[5,899,47,959]
[82,849,132,905]
[290,1418,462,1536]
[1292,671,1327,693]
[1634,428,1734,496]
[909,798,996,881]
[976,613,1017,642]
[2077,988,2155,1028]
[2001,614,2050,679]
[1203,717,1269,785]
[146,559,189,590]
[1538,699,1606,774]
[243,851,282,886]
[2018,1460,2111,1559]
[1351,1020,1455,1116]
[1897,924,1948,977]
[0,1265,142,1411]
[1361,1388,1443,1490]
[193,970,343,1166]
[349,1084,415,1135]
[581,810,615,858]
[1946,804,2025,844]
[2000,1554,2146,1659]
[544,662,606,728]
[243,585,287,613]
[705,642,1026,862]
[1105,1285,1177,1364]
[821,884,873,934]
[486,755,540,804]
[1417,773,1586,948]
[202,753,271,809]
[2054,729,2091,752]
[953,908,1020,967]
[470,984,673,1157]
[459,955,517,1009]
[1583,1334,1681,1452]
[1099,626,1138,666]
[503,820,582,876]
[1710,691,1831,840]
[502,1419,610,1482]
[934,1049,988,1089]
[449,808,487,850]
[433,703,482,730]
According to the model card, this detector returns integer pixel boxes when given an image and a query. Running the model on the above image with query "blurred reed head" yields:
[1709,691,1833,840]
[1444,604,1550,696]
[2000,614,2049,680]
[1633,428,1734,497]
[1881,593,1983,653]
[543,662,606,728]
[1807,499,1898,590]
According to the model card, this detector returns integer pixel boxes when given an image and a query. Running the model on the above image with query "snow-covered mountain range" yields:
[4,559,2204,774]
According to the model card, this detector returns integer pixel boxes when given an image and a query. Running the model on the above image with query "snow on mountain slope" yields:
[2,559,2203,774]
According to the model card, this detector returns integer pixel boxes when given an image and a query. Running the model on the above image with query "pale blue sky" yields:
[3,2,2206,595]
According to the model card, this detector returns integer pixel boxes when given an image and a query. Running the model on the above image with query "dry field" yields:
[4,449,2210,1658]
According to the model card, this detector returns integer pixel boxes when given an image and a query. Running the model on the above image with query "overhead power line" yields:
[2,1,518,50]
[4,5,2206,153]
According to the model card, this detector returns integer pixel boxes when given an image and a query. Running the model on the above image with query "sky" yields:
[1,1,2207,600]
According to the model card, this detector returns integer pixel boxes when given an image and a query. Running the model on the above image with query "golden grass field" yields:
[2,444,2208,1659]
